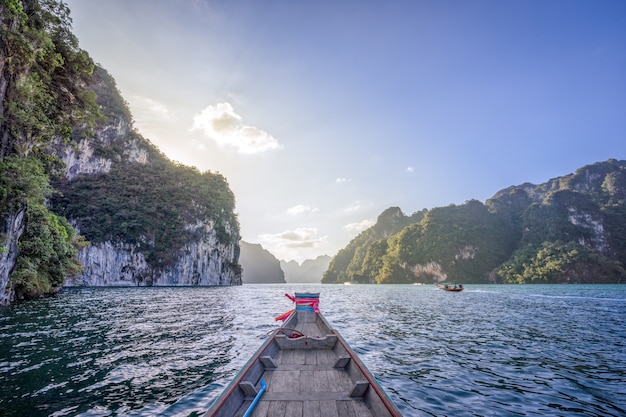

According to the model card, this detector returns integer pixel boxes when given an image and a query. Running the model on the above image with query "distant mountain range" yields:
[239,242,285,284]
[323,159,626,285]
[281,256,332,283]
[239,241,330,283]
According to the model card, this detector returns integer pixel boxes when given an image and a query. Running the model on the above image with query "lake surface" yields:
[1,284,625,417]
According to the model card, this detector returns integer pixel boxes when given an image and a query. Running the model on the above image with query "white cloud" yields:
[286,204,319,215]
[132,96,174,121]
[129,97,177,134]
[344,218,375,232]
[191,102,280,154]
[126,96,183,157]
[259,228,327,249]
[344,202,362,213]
[406,166,414,173]
[335,177,352,183]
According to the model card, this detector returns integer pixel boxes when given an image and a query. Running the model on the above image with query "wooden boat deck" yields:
[232,320,374,417]
[205,294,401,417]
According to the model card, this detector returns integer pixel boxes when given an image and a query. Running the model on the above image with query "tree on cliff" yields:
[0,0,98,302]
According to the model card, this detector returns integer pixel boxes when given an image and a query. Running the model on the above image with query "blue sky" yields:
[64,0,626,262]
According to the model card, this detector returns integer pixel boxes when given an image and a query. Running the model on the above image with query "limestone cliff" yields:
[53,67,242,287]
[57,117,148,180]
[70,226,239,287]
[0,2,230,304]
[0,207,26,304]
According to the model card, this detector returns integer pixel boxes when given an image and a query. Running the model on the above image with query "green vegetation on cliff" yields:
[323,160,626,285]
[1,0,99,300]
[322,207,424,284]
[51,151,238,271]
[0,156,84,299]
[0,0,99,157]
[1,0,240,300]
[48,65,240,274]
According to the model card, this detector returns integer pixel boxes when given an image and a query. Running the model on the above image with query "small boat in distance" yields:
[436,283,464,292]
[204,293,402,417]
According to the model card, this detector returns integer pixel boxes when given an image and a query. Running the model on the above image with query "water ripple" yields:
[1,284,625,416]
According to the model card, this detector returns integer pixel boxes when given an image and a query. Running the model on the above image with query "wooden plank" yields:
[292,348,305,365]
[250,400,270,417]
[281,349,294,365]
[353,399,374,417]
[305,322,322,337]
[326,369,346,391]
[299,370,315,393]
[317,348,335,365]
[303,400,320,417]
[315,315,332,334]
[275,335,337,350]
[328,369,352,391]
[261,369,273,388]
[286,370,302,392]
[274,349,284,364]
[344,357,367,382]
[298,310,318,323]
[271,370,300,393]
[267,400,287,417]
[315,349,327,365]
[244,360,267,390]
[320,400,339,417]
[305,348,317,365]
[313,371,330,392]
[308,370,329,393]
[262,392,354,401]
[204,326,278,417]
[285,401,303,417]
[337,400,357,417]
[233,400,252,417]
[264,363,338,372]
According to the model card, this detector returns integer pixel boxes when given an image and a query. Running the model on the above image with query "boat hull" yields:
[436,284,464,292]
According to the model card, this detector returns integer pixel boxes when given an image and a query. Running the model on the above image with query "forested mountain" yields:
[49,67,241,288]
[281,255,331,283]
[0,0,241,304]
[323,160,626,284]
[239,241,285,284]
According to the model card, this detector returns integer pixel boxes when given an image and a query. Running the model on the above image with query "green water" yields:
[1,284,625,416]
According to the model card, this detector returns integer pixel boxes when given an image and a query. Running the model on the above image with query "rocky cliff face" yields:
[54,67,241,287]
[488,160,626,255]
[56,117,149,180]
[70,226,240,286]
[0,207,26,304]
